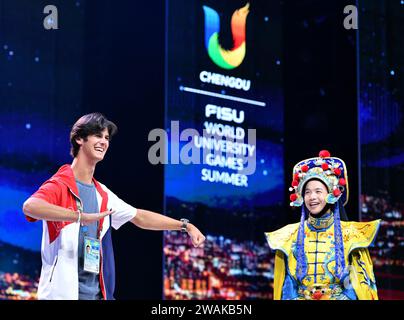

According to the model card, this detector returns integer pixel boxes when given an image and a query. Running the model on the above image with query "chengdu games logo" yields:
[202,3,249,70]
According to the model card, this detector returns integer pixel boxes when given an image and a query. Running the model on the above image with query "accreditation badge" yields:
[83,236,100,274]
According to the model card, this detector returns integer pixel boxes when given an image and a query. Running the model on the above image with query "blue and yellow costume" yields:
[265,150,380,300]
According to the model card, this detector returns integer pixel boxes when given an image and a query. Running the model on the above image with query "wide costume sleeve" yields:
[273,251,286,300]
[265,223,300,300]
[343,219,381,300]
[349,248,378,300]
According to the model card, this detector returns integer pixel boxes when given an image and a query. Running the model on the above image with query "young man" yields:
[22,113,205,300]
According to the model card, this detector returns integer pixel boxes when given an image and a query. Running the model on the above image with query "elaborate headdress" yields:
[289,150,349,207]
[291,150,349,283]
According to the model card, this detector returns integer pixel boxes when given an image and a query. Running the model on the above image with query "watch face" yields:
[181,219,188,232]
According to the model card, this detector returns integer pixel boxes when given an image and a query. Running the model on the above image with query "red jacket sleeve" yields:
[25,179,62,222]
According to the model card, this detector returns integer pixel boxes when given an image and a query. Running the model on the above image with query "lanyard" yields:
[75,197,101,239]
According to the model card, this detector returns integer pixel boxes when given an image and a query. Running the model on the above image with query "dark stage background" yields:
[0,0,402,300]
[358,0,404,299]
[0,0,165,299]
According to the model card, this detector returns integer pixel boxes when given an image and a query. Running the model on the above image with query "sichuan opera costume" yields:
[265,150,380,300]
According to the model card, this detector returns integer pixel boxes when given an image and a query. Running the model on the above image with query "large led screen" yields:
[163,0,285,300]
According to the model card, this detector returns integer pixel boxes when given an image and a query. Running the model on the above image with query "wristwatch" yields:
[180,218,189,233]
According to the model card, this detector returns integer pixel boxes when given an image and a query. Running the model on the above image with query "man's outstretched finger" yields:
[100,209,115,217]
[81,209,115,225]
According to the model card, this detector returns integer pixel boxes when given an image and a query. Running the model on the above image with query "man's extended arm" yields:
[131,209,205,247]
[23,197,113,224]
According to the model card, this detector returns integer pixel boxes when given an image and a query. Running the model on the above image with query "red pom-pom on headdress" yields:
[301,165,309,173]
[319,150,331,158]
[334,168,341,176]
[290,194,298,202]
[333,189,341,197]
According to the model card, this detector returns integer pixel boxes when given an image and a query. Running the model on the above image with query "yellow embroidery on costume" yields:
[343,220,380,300]
[266,219,381,300]
[272,251,286,300]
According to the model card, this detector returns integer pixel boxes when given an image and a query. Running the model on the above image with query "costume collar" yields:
[307,211,334,230]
